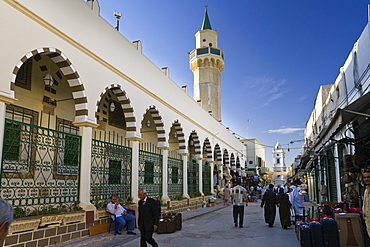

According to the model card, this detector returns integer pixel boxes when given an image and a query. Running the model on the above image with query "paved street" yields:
[57,201,300,247]
[124,202,299,247]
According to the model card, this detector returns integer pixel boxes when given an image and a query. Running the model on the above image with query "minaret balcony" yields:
[189,47,224,60]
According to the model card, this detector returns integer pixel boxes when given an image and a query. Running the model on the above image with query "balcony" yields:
[189,47,224,60]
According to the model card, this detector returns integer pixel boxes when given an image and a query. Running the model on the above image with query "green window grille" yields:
[144,161,154,184]
[172,167,179,184]
[139,148,162,199]
[1,118,81,216]
[55,118,80,176]
[168,156,183,198]
[202,161,211,195]
[3,121,21,161]
[187,159,199,196]
[64,135,79,167]
[108,160,122,184]
[90,138,131,205]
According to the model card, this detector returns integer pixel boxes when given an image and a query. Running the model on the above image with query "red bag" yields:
[320,214,332,219]
[349,208,361,213]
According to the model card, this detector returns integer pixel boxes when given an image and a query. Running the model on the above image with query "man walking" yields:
[261,184,277,227]
[138,189,159,247]
[231,181,248,228]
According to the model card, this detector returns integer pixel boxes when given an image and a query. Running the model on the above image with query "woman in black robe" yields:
[260,184,276,227]
[276,187,292,229]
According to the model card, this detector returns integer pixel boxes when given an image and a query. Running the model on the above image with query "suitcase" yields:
[296,221,308,241]
[335,213,365,247]
[321,218,340,247]
[310,221,325,247]
[162,213,182,231]
[300,224,312,247]
[157,218,177,234]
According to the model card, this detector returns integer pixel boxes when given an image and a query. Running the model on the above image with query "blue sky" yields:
[98,0,370,167]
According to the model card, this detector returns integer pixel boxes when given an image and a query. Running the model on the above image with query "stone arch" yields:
[202,138,212,162]
[204,58,210,66]
[11,47,88,122]
[142,106,166,146]
[210,58,215,67]
[230,153,236,169]
[188,131,201,159]
[236,156,241,171]
[96,84,136,136]
[223,149,229,167]
[169,120,186,154]
[214,144,222,165]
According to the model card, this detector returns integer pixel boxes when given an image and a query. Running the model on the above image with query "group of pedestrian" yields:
[258,180,305,229]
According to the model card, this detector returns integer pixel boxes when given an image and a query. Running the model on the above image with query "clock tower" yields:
[189,8,224,122]
[272,141,287,186]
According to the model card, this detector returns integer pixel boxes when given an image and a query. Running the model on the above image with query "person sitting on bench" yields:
[107,195,136,235]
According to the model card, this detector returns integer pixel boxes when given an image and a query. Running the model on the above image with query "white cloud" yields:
[299,95,308,101]
[239,76,288,108]
[267,127,304,134]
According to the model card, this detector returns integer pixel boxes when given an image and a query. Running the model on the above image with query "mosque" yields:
[0,0,247,221]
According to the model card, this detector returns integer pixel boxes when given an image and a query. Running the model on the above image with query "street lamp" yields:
[109,102,116,112]
[43,74,54,87]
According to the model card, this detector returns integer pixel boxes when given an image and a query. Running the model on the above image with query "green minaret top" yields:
[201,7,212,30]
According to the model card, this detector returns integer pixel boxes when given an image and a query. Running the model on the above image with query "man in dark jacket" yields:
[261,184,277,227]
[138,188,159,247]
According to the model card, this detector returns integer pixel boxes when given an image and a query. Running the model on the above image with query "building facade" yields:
[296,7,370,206]
[0,0,246,222]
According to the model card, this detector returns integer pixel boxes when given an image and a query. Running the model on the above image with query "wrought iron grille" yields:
[187,159,198,196]
[90,139,132,205]
[168,155,183,199]
[202,161,211,194]
[1,118,81,216]
[139,144,162,199]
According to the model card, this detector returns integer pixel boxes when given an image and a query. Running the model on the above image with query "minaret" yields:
[272,141,286,172]
[189,7,224,122]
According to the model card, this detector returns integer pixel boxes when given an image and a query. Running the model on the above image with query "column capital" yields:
[179,152,189,156]
[158,146,170,151]
[0,92,16,104]
[126,136,143,142]
[73,120,99,128]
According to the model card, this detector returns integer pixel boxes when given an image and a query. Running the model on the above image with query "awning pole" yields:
[342,109,370,118]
